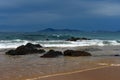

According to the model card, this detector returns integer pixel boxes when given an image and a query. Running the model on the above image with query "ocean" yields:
[0,31,120,49]
[0,31,120,80]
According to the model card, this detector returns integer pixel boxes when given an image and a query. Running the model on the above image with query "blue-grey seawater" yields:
[0,31,120,48]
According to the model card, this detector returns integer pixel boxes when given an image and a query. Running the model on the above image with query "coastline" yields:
[0,46,120,80]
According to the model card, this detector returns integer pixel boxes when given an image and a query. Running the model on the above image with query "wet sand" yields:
[0,46,120,80]
[28,66,120,80]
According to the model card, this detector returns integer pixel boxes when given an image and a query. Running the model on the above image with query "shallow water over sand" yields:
[0,46,120,80]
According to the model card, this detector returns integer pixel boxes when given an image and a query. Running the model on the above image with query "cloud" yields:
[0,0,65,26]
[90,2,120,16]
[0,0,120,31]
[68,0,120,17]
[0,0,50,7]
[0,12,62,26]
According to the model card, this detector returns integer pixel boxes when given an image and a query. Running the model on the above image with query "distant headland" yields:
[37,28,119,33]
[38,28,82,32]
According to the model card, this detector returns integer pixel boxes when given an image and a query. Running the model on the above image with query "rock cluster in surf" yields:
[64,50,92,56]
[6,43,45,55]
[6,43,92,57]
[41,50,63,58]
[66,37,91,41]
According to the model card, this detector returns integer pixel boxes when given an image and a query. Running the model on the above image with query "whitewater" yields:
[0,39,120,49]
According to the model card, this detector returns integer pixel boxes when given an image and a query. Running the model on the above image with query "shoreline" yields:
[0,46,120,80]
[26,66,120,80]
[26,65,109,80]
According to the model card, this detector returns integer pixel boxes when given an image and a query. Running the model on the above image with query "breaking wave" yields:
[0,39,120,49]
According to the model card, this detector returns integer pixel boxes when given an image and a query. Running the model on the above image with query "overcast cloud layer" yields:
[0,0,120,31]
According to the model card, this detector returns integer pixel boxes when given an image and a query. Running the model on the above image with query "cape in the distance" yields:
[37,28,120,33]
[38,28,82,32]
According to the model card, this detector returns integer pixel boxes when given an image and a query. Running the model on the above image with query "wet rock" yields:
[66,37,91,41]
[25,43,42,48]
[16,45,45,54]
[6,50,16,55]
[64,50,92,56]
[114,54,120,56]
[41,50,63,58]
[6,43,45,55]
[46,39,49,41]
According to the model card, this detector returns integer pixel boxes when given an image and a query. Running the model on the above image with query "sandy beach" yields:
[0,46,120,80]
[27,66,120,80]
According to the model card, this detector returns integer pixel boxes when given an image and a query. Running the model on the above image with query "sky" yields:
[0,0,120,32]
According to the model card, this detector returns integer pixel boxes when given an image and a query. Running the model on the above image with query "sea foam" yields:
[0,39,120,49]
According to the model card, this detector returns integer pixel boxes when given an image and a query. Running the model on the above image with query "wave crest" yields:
[0,39,120,49]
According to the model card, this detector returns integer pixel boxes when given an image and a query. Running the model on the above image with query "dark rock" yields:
[6,50,16,55]
[41,50,63,58]
[64,50,91,56]
[37,49,46,53]
[46,39,49,41]
[16,45,45,54]
[25,43,42,48]
[6,43,45,55]
[114,54,120,56]
[67,37,91,41]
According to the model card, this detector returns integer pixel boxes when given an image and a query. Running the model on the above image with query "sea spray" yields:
[0,39,120,49]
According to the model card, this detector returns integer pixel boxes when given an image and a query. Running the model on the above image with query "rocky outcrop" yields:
[66,37,91,41]
[114,54,120,56]
[41,50,63,58]
[64,50,91,56]
[25,43,42,48]
[6,43,45,55]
